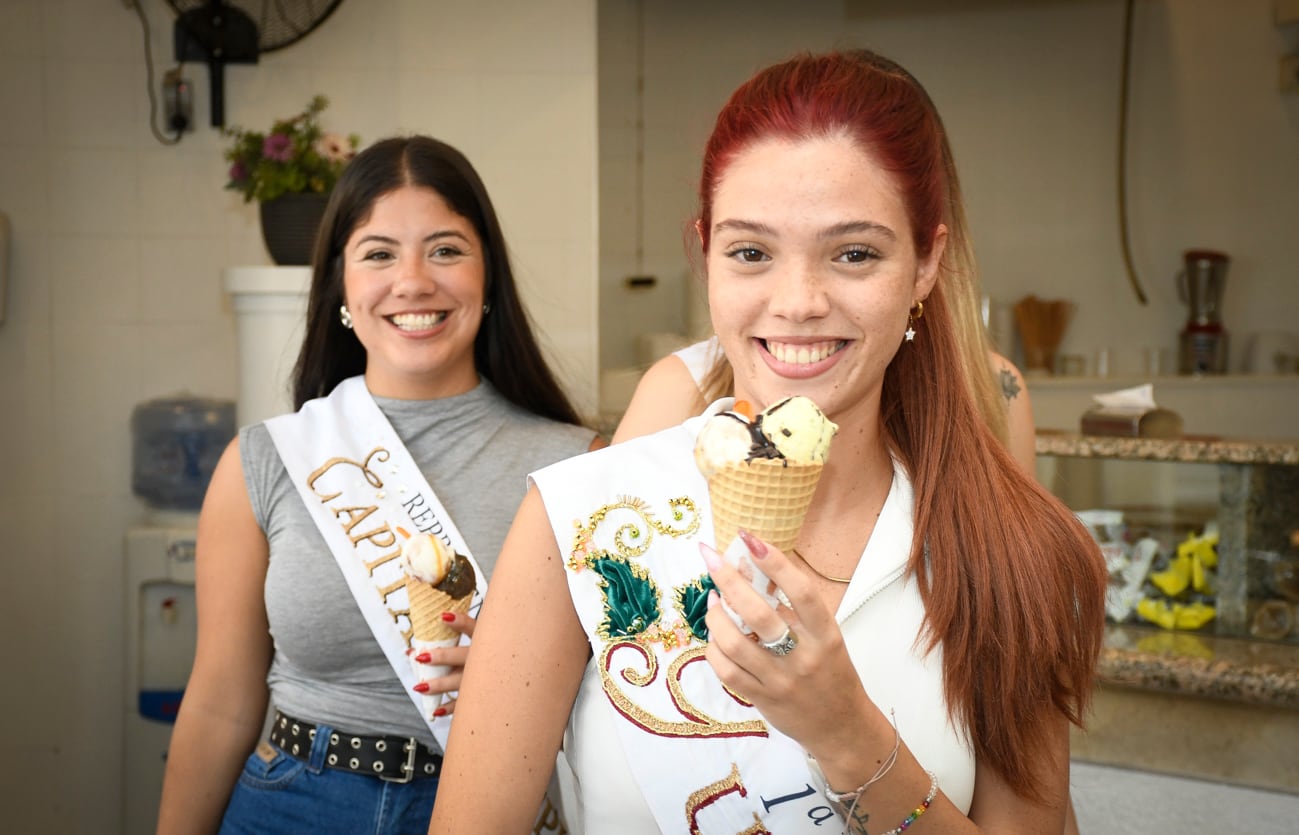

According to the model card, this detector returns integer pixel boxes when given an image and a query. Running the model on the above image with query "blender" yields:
[1177,249,1230,374]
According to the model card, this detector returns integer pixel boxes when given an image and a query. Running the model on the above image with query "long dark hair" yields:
[291,135,581,426]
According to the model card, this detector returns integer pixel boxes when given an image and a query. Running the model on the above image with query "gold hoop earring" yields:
[339,305,353,330]
[905,300,923,343]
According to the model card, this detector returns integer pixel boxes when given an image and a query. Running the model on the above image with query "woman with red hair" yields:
[430,50,1105,834]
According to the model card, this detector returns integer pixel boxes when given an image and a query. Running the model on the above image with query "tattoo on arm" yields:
[848,806,871,834]
[998,367,1021,403]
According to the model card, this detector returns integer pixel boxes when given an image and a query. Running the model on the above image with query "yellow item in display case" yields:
[1149,529,1219,597]
[1136,599,1217,630]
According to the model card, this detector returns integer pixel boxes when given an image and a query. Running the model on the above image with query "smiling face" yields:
[342,184,485,399]
[706,133,945,425]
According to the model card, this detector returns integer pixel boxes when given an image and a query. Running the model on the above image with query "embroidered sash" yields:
[534,415,841,834]
[265,376,486,749]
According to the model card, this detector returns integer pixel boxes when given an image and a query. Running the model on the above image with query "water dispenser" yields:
[122,394,232,833]
[123,526,198,835]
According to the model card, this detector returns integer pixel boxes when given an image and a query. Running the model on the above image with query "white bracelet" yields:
[806,708,900,807]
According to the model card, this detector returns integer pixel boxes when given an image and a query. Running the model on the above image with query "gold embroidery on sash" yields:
[684,762,771,835]
[599,642,767,739]
[307,447,390,501]
[363,547,404,575]
[532,795,569,835]
[304,446,425,641]
[567,496,699,572]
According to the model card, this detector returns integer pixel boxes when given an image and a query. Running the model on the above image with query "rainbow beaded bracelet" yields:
[880,771,939,835]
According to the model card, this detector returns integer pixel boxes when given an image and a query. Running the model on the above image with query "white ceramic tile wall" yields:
[0,0,597,831]
[596,0,1299,390]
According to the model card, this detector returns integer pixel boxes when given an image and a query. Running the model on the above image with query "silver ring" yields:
[761,627,798,656]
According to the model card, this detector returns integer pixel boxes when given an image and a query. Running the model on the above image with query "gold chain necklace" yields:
[791,548,853,584]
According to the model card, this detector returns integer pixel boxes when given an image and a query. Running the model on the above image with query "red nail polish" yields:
[433,707,447,717]
[415,652,432,663]
[413,682,430,693]
[738,530,767,558]
[441,612,456,622]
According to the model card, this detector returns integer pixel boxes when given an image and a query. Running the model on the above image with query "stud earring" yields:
[482,302,492,316]
[905,299,924,343]
[339,305,353,330]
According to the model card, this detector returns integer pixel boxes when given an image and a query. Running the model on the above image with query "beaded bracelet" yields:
[880,771,939,835]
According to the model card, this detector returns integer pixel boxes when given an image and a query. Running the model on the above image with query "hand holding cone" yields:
[694,397,837,631]
[398,528,477,718]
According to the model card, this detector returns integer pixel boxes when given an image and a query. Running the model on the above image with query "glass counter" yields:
[1035,432,1299,644]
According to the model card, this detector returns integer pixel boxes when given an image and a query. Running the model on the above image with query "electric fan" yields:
[168,0,346,126]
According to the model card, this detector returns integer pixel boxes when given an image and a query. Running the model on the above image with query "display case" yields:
[1038,433,1299,793]
[1036,432,1299,643]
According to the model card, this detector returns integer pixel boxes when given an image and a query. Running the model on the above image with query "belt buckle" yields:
[379,737,419,783]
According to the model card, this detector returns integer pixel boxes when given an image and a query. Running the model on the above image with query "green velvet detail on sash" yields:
[591,555,662,638]
[678,575,715,641]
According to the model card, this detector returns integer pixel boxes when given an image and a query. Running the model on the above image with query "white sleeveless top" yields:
[531,401,975,834]
[673,336,722,388]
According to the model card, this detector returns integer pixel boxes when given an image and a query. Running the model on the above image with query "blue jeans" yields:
[219,721,439,835]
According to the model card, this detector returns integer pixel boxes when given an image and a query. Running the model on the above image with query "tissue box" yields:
[1081,406,1183,438]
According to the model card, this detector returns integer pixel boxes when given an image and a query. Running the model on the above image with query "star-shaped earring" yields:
[905,325,916,342]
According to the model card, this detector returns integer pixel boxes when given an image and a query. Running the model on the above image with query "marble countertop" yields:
[1037,431,1299,465]
[1098,624,1299,710]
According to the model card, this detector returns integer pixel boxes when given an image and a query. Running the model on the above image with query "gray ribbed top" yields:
[240,380,593,748]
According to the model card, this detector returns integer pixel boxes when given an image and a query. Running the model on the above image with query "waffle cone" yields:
[708,458,823,552]
[407,580,473,642]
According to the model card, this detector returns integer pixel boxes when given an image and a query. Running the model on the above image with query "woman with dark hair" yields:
[429,51,1105,834]
[158,135,599,835]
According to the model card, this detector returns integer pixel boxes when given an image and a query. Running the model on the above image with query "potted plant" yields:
[223,95,360,265]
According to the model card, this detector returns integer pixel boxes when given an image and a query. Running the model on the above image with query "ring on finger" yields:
[761,627,798,656]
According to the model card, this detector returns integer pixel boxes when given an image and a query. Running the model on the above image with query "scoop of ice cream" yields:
[759,396,837,464]
[694,396,837,476]
[694,411,758,478]
[401,533,455,585]
[434,554,477,600]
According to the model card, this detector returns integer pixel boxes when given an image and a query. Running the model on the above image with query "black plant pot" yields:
[259,193,329,266]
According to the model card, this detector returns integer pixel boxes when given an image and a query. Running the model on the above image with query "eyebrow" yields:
[712,219,777,237]
[353,230,472,247]
[820,220,896,241]
[711,218,896,241]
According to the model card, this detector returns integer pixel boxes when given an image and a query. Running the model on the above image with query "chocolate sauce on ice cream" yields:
[435,554,477,599]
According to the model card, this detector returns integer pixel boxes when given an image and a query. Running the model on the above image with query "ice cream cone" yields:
[708,458,823,553]
[407,580,473,643]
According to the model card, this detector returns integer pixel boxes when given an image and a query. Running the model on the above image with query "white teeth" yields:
[767,340,842,365]
[390,312,448,331]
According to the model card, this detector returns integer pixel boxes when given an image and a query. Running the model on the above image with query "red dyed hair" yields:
[698,51,1106,802]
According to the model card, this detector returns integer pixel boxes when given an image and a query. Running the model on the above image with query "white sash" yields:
[535,416,840,834]
[265,376,486,750]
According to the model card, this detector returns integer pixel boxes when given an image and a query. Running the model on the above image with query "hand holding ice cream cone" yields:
[398,528,478,719]
[694,396,837,633]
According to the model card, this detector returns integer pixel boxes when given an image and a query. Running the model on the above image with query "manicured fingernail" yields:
[432,707,447,717]
[441,612,456,622]
[699,542,722,571]
[707,590,719,609]
[415,652,432,663]
[738,530,767,558]
[413,682,430,693]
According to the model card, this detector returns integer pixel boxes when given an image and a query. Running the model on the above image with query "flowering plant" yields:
[222,95,360,203]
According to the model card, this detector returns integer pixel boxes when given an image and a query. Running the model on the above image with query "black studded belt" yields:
[268,710,442,783]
